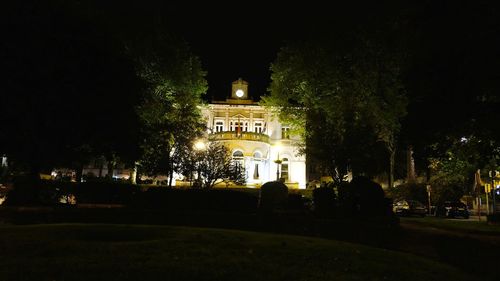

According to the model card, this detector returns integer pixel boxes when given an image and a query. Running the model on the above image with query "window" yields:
[233,150,244,158]
[281,126,290,139]
[215,121,224,132]
[232,150,244,167]
[281,157,289,181]
[254,122,263,133]
[253,163,260,179]
[231,121,244,132]
[253,151,262,179]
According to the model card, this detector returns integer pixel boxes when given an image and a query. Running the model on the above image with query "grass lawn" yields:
[400,216,500,235]
[0,224,476,281]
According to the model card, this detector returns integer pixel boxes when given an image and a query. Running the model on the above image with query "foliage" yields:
[387,183,428,204]
[0,2,142,179]
[4,176,41,206]
[337,176,390,217]
[259,181,288,213]
[312,186,336,218]
[264,27,407,186]
[190,142,246,189]
[427,136,500,204]
[135,189,258,213]
[133,31,207,186]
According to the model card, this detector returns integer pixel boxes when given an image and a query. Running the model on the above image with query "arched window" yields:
[281,157,289,181]
[232,151,244,158]
[252,151,262,180]
[232,150,244,176]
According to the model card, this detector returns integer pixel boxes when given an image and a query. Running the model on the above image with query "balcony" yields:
[208,131,270,143]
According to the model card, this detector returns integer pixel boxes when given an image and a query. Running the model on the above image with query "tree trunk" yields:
[107,161,115,179]
[166,151,173,188]
[168,166,173,188]
[130,163,137,184]
[98,160,103,178]
[389,147,395,189]
[407,145,416,183]
[75,164,83,183]
[29,162,42,182]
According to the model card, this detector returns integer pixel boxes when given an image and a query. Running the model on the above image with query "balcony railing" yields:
[208,131,270,143]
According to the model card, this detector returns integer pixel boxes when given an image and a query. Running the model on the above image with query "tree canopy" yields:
[264,23,407,186]
[0,1,207,183]
[134,32,207,185]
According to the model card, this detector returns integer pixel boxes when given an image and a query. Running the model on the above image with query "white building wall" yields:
[202,102,306,189]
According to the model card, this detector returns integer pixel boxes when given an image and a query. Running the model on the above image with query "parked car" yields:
[393,199,427,217]
[436,201,469,219]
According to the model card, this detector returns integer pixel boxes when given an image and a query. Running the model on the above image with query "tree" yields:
[0,1,141,180]
[399,2,500,184]
[426,136,500,204]
[132,30,208,187]
[264,32,407,187]
[192,142,246,189]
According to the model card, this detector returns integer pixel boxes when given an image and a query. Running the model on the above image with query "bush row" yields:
[312,176,395,219]
[4,179,260,213]
[5,177,395,220]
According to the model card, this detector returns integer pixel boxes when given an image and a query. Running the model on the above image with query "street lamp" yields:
[194,140,206,151]
[274,144,282,181]
[192,140,206,187]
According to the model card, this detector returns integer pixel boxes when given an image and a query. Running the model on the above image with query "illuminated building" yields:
[201,78,306,188]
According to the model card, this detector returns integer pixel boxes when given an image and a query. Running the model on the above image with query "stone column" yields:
[225,108,229,131]
[249,111,254,132]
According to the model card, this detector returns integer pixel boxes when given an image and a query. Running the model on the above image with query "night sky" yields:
[26,1,495,103]
[162,3,309,101]
[153,1,363,101]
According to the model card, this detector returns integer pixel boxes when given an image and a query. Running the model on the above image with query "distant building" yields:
[201,78,306,188]
[78,79,307,188]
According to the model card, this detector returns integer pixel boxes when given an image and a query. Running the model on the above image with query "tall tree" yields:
[190,142,246,189]
[264,35,407,186]
[133,31,208,186]
[0,1,141,180]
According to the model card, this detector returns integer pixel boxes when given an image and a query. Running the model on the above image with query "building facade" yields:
[202,79,306,189]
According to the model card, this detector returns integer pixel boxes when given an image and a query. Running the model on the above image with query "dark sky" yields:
[152,1,363,101]
[159,1,414,101]
[10,0,500,103]
[162,3,309,101]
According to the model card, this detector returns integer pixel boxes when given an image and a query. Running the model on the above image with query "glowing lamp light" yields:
[274,143,282,155]
[235,89,244,98]
[194,141,206,151]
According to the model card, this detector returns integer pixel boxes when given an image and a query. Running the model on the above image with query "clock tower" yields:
[231,78,249,99]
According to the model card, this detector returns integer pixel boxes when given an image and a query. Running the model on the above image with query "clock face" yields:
[235,89,244,98]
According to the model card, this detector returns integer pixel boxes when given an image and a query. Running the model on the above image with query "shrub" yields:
[286,193,308,211]
[259,181,288,213]
[135,188,258,213]
[430,183,465,205]
[487,213,500,225]
[338,176,389,217]
[312,187,336,217]
[387,183,428,203]
[4,176,41,206]
[75,182,139,204]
